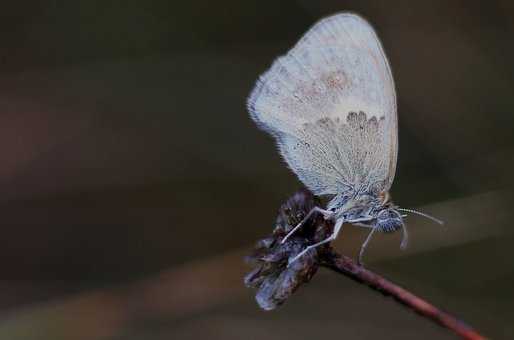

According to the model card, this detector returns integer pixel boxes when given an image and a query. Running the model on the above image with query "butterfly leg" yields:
[281,207,333,244]
[288,218,344,265]
[358,226,378,266]
[400,222,409,249]
[348,216,374,223]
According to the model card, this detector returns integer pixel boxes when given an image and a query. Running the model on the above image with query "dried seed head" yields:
[244,189,333,310]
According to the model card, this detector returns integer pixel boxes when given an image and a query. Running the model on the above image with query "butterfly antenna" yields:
[397,208,444,225]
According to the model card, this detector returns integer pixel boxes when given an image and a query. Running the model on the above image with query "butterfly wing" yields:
[248,13,397,195]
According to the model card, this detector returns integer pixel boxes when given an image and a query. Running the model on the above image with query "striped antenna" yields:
[397,208,444,225]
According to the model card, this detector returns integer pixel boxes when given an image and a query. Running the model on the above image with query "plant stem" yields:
[321,253,486,340]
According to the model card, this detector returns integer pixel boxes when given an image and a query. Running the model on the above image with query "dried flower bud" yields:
[244,189,333,310]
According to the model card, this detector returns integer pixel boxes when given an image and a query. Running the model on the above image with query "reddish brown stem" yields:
[322,253,486,340]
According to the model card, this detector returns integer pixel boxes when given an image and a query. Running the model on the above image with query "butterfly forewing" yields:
[248,13,398,195]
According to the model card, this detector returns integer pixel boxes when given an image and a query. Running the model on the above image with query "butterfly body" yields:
[248,13,440,264]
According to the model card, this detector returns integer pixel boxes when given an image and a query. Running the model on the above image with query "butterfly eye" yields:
[377,217,402,233]
[377,209,393,221]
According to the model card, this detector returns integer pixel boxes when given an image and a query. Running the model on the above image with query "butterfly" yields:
[247,12,442,265]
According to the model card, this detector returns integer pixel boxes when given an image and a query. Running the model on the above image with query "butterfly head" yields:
[375,207,403,233]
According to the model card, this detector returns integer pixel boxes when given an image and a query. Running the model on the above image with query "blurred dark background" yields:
[0,1,513,339]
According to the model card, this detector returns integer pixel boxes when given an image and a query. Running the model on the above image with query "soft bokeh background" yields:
[0,1,513,339]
